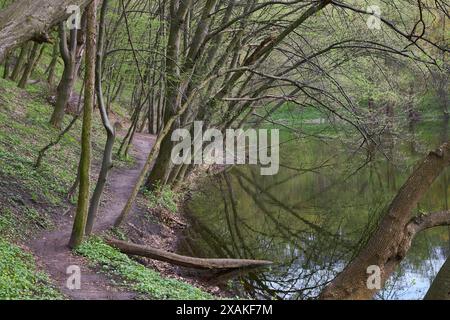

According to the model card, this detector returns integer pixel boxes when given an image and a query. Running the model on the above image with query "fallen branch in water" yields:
[105,237,273,270]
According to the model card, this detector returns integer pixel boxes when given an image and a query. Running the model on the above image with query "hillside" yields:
[0,76,213,299]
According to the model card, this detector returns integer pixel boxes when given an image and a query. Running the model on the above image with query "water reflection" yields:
[179,121,450,300]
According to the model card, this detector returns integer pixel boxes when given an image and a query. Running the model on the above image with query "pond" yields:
[178,120,450,300]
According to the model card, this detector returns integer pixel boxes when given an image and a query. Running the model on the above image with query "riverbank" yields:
[113,168,235,298]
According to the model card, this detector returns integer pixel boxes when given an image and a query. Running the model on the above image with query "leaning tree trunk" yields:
[144,0,192,190]
[69,0,96,249]
[85,0,115,236]
[0,0,92,63]
[320,142,450,299]
[424,256,450,300]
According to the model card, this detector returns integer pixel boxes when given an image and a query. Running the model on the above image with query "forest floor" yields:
[29,132,154,300]
[0,75,217,300]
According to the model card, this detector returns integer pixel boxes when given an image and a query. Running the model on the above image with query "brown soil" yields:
[29,132,155,300]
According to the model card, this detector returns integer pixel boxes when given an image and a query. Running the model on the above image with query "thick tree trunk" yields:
[105,238,272,270]
[0,0,91,63]
[145,129,174,189]
[320,142,450,299]
[69,0,96,249]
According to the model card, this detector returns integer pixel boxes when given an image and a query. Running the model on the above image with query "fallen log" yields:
[105,238,273,270]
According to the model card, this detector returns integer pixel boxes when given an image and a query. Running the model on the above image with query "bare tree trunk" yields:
[3,51,12,79]
[10,42,31,81]
[69,0,96,249]
[424,256,450,300]
[50,24,78,128]
[18,42,40,88]
[85,0,115,236]
[46,41,59,87]
[105,238,272,270]
[144,0,192,190]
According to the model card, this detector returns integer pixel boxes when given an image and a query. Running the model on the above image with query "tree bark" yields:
[18,42,40,88]
[85,0,115,236]
[144,0,193,190]
[3,51,12,79]
[10,42,31,81]
[69,0,96,249]
[424,256,450,300]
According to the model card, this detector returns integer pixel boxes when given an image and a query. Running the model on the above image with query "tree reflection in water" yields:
[179,122,450,300]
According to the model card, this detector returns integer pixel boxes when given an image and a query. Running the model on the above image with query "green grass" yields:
[143,183,179,214]
[0,59,131,300]
[0,76,132,205]
[76,237,213,300]
[0,205,53,241]
[0,78,83,205]
[0,239,63,300]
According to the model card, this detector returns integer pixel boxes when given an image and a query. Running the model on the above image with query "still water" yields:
[179,121,450,300]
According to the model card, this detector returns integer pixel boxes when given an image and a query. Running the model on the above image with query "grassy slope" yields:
[0,239,62,299]
[0,77,88,299]
[77,237,212,300]
[0,70,210,299]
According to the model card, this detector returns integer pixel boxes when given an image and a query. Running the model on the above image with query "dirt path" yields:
[30,132,155,300]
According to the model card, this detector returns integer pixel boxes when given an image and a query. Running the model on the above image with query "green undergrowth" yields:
[0,239,63,300]
[0,60,131,299]
[76,237,213,300]
[142,182,179,214]
[0,77,128,206]
[259,103,342,138]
